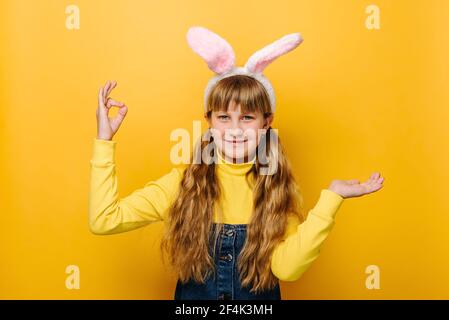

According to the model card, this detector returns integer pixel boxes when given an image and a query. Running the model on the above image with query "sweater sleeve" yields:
[270,189,344,281]
[88,138,184,235]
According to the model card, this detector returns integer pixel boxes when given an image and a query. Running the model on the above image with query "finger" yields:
[367,173,379,184]
[110,104,128,130]
[117,104,128,116]
[106,98,125,109]
[103,80,111,101]
[98,87,111,119]
[368,179,384,193]
[98,86,106,109]
[373,174,383,184]
[105,80,117,99]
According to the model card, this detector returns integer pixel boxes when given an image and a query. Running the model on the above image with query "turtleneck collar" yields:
[216,150,256,176]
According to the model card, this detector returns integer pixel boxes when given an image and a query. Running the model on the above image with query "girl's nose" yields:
[226,127,244,138]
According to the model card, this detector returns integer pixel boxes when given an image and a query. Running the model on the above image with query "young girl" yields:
[88,26,384,300]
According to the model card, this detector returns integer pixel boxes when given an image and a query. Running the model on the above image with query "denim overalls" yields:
[174,223,281,300]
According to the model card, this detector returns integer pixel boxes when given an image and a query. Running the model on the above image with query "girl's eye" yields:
[217,115,254,120]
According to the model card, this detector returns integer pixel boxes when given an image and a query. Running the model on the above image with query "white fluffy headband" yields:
[186,26,304,114]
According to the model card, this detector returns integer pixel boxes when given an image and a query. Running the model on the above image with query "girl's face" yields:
[206,103,273,163]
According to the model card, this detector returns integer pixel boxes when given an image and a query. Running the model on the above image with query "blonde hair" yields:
[160,75,304,293]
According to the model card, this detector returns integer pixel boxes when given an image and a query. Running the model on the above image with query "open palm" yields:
[328,172,384,199]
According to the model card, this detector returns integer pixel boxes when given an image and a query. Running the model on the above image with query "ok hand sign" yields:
[96,80,128,141]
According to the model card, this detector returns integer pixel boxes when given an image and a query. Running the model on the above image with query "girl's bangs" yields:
[206,75,271,115]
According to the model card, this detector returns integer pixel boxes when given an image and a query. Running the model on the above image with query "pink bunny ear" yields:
[245,33,303,74]
[186,26,235,74]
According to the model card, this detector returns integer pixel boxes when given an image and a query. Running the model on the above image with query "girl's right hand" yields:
[96,80,128,141]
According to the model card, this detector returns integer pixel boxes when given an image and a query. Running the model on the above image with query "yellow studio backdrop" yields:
[0,0,448,299]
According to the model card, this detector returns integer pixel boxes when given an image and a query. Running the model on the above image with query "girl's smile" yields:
[224,138,248,144]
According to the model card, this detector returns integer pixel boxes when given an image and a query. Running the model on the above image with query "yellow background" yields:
[1,0,448,299]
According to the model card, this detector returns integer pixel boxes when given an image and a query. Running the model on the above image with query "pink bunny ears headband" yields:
[186,26,304,114]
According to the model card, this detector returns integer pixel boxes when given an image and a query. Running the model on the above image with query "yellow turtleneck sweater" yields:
[88,138,344,282]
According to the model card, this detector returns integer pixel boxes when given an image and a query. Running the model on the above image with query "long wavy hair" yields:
[160,75,304,293]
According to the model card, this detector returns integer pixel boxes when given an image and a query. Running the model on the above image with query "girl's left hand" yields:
[328,172,384,199]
